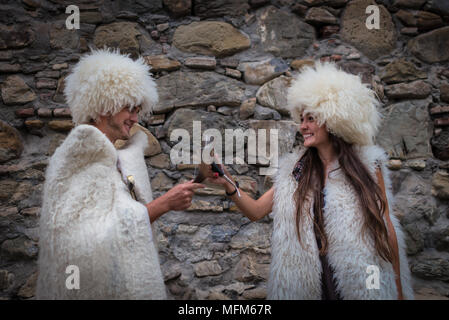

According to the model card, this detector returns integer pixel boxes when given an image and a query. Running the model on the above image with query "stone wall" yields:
[1,0,449,300]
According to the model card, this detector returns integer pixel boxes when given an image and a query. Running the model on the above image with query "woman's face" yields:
[299,112,330,148]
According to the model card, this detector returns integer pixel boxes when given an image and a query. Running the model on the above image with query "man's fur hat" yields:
[64,48,158,125]
[287,62,381,146]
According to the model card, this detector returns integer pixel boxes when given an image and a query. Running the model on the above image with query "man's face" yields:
[102,106,141,142]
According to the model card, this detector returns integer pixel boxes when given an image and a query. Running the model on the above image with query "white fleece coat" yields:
[267,145,414,300]
[36,125,167,299]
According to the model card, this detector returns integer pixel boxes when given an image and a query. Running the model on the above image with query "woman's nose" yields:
[130,112,138,122]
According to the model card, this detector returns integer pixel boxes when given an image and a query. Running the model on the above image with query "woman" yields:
[206,62,414,300]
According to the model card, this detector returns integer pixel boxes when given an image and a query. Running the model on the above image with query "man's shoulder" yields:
[48,124,117,176]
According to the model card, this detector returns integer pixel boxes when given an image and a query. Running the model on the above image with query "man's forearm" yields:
[146,196,170,223]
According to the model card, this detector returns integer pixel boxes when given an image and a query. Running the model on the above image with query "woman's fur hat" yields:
[64,48,158,125]
[287,61,381,146]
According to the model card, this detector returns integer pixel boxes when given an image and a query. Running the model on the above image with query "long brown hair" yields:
[294,134,394,263]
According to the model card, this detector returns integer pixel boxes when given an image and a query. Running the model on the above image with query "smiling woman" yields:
[206,61,414,300]
[299,113,330,149]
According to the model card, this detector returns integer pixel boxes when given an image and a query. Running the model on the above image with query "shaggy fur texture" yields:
[286,62,381,146]
[37,125,166,299]
[267,145,414,300]
[64,49,158,125]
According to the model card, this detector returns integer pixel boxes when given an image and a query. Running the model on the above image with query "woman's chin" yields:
[303,140,313,148]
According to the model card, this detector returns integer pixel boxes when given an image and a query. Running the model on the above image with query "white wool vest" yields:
[267,145,414,300]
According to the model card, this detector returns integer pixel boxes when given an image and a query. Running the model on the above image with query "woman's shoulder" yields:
[274,147,307,180]
[355,144,388,170]
[279,147,306,166]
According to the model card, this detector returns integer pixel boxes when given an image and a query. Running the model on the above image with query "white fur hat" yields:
[287,62,381,146]
[64,48,158,125]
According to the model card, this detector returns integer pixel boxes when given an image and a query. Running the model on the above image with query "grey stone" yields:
[80,10,103,24]
[377,98,432,159]
[162,263,182,281]
[339,61,375,84]
[217,106,235,116]
[144,55,181,72]
[49,21,79,50]
[0,120,24,164]
[403,223,425,255]
[256,76,293,115]
[431,129,449,161]
[416,11,444,30]
[94,22,144,58]
[234,254,270,282]
[408,27,449,63]
[0,270,15,291]
[432,171,449,200]
[411,257,449,281]
[116,0,163,13]
[148,153,170,169]
[225,68,242,79]
[424,0,449,16]
[254,105,281,120]
[440,83,449,103]
[185,57,217,70]
[305,7,338,25]
[381,59,427,84]
[393,0,426,9]
[239,98,256,120]
[257,6,315,58]
[432,221,449,252]
[151,172,174,191]
[0,24,34,49]
[155,71,246,113]
[193,0,249,18]
[341,0,396,60]
[230,223,272,251]
[0,63,21,73]
[392,171,439,226]
[303,0,348,6]
[238,58,288,86]
[173,21,251,57]
[17,272,37,298]
[385,80,432,99]
[1,75,36,105]
[163,0,191,17]
[1,237,38,260]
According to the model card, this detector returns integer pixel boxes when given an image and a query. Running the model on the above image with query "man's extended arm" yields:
[146,180,205,223]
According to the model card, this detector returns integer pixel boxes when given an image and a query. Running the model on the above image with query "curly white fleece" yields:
[287,62,381,146]
[267,145,414,300]
[64,49,158,125]
[37,125,166,299]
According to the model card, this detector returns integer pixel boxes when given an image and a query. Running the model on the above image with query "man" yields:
[36,49,204,299]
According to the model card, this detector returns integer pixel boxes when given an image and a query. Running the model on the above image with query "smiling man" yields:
[36,49,204,299]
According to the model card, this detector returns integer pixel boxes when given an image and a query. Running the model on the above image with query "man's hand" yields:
[164,180,205,211]
[146,180,205,223]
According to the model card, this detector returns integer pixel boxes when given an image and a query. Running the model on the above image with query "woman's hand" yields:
[202,162,237,194]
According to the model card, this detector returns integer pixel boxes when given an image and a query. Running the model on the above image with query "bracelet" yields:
[225,181,239,196]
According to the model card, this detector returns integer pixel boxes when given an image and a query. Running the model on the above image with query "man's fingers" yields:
[185,182,205,190]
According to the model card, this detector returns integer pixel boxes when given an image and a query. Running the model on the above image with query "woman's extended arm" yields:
[205,164,274,221]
